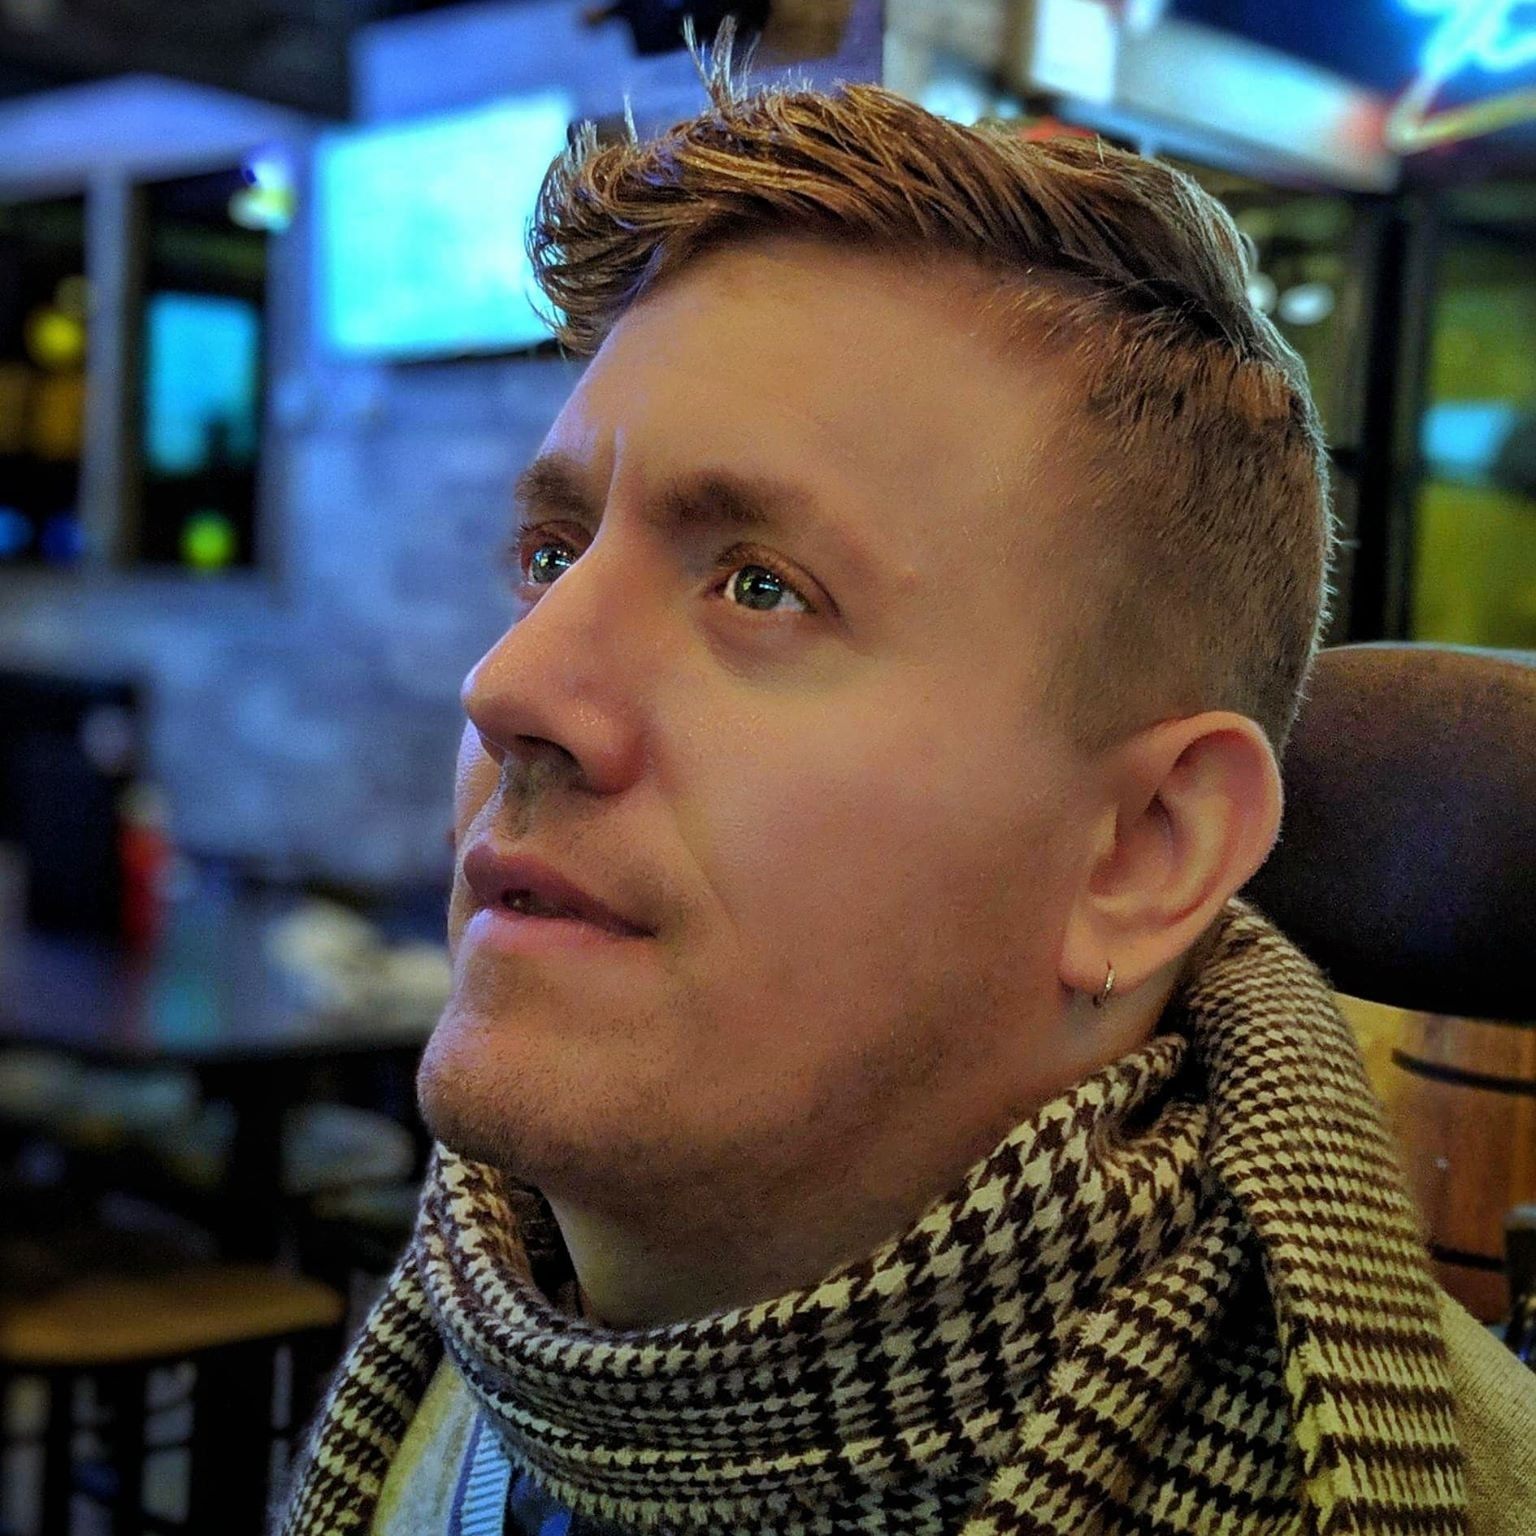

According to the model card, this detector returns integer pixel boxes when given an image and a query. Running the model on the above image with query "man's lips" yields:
[460,843,651,938]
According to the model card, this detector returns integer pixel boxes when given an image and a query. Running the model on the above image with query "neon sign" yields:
[1389,0,1536,150]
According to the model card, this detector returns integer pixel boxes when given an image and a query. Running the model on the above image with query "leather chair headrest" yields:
[1241,643,1535,1021]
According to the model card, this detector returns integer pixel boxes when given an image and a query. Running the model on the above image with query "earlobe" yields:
[1088,959,1116,1009]
[1058,712,1282,1002]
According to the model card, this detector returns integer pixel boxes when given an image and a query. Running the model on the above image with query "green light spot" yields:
[183,511,236,570]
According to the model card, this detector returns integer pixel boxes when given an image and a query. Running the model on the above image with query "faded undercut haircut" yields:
[527,32,1337,762]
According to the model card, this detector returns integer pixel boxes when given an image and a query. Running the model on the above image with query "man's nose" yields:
[459,545,648,796]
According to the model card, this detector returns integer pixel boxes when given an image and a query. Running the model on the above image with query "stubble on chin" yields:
[414,963,648,1193]
[416,1010,524,1173]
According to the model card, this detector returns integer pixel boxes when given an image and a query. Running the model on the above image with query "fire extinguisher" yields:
[118,781,170,951]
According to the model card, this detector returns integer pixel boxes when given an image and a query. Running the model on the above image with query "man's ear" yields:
[1059,711,1283,999]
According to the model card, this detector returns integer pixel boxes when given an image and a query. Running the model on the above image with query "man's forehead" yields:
[528,242,1071,585]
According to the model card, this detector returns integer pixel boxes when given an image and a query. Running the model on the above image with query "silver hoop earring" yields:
[1091,961,1115,1009]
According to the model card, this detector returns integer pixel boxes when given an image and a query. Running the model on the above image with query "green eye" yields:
[728,565,804,611]
[531,546,574,580]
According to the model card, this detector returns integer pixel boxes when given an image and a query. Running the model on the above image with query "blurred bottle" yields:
[117,781,170,951]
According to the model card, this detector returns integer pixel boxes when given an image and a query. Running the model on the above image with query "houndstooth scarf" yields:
[280,898,1467,1535]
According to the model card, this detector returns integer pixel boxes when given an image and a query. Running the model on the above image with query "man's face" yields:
[420,240,1098,1223]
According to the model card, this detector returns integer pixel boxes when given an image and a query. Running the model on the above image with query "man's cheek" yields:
[453,738,499,829]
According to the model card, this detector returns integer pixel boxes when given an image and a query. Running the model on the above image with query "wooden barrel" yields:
[1339,994,1536,1322]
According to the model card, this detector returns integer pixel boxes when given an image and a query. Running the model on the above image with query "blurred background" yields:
[0,1,1532,1531]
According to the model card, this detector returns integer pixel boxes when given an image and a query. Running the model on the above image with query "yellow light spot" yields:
[25,306,85,371]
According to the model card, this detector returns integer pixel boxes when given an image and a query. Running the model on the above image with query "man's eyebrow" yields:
[513,454,596,520]
[513,453,882,580]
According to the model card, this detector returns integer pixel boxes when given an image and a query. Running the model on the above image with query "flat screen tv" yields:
[317,93,575,360]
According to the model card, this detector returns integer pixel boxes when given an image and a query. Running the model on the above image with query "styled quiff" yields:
[528,36,1336,760]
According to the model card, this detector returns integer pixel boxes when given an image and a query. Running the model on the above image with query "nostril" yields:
[471,726,511,765]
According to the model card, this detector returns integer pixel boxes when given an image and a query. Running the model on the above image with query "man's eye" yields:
[710,542,817,615]
[503,531,578,589]
[525,540,577,586]
[511,534,815,618]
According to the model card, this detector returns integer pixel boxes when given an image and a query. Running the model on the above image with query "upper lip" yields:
[461,843,651,937]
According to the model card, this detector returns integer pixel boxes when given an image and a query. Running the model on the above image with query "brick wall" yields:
[0,2,880,885]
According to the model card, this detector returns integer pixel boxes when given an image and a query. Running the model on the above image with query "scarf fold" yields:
[280,899,1467,1536]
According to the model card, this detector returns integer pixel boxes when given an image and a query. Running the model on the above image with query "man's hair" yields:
[528,39,1337,761]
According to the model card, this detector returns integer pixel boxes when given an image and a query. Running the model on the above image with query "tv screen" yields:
[317,94,575,359]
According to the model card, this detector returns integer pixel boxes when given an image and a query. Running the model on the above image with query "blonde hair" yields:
[528,36,1336,760]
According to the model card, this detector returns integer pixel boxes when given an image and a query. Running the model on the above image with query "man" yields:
[281,38,1536,1536]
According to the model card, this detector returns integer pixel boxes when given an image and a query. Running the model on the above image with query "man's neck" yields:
[545,971,1184,1331]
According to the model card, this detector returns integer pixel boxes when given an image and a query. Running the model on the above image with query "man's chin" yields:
[416,1018,528,1174]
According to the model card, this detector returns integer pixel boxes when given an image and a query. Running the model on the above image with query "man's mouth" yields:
[460,844,652,939]
[467,877,652,955]
[502,888,583,920]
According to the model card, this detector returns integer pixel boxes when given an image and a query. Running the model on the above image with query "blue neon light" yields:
[1402,0,1536,79]
[0,507,30,558]
[1421,401,1518,481]
[39,512,82,564]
